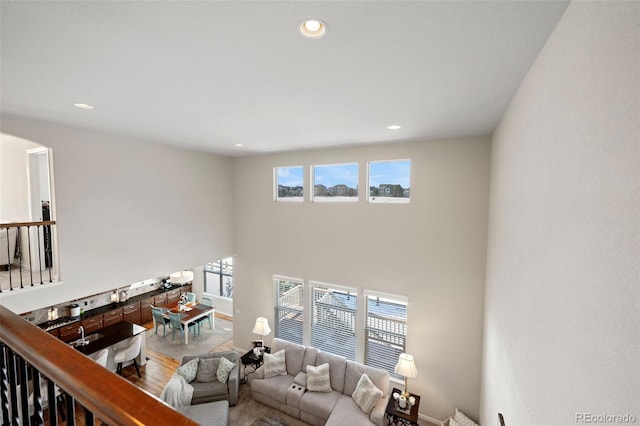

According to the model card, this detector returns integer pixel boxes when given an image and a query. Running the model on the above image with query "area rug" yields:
[144,317,233,361]
[251,417,291,426]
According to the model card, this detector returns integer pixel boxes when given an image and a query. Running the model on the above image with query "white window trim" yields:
[274,166,304,202]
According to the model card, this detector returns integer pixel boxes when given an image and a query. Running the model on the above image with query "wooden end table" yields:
[240,346,270,384]
[385,387,420,425]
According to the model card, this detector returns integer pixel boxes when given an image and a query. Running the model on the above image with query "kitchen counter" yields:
[71,321,146,356]
[37,284,190,331]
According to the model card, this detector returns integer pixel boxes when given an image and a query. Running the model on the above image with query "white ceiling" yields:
[1,1,569,157]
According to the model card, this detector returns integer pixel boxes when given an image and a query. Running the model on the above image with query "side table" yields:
[240,346,270,384]
[385,387,420,425]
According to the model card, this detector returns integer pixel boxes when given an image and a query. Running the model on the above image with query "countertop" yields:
[71,321,146,355]
[37,284,190,331]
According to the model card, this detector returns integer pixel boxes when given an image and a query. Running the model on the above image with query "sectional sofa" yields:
[251,338,390,426]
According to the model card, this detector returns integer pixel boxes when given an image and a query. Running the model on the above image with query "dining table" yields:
[162,302,215,344]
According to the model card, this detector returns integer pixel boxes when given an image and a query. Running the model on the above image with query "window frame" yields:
[363,290,408,377]
[311,162,359,203]
[367,159,411,204]
[309,281,358,361]
[203,257,233,299]
[274,165,304,202]
[273,275,305,345]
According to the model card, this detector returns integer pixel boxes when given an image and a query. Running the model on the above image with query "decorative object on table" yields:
[251,317,271,355]
[394,352,418,397]
[398,394,407,409]
[385,387,421,425]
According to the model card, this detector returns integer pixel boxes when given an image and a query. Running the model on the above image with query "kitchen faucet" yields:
[78,325,86,345]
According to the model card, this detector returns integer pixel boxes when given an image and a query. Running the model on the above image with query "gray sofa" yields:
[181,351,240,406]
[251,338,390,426]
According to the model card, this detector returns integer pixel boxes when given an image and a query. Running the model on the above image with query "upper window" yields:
[274,276,304,345]
[364,292,408,376]
[368,160,411,203]
[312,163,358,202]
[204,257,233,299]
[310,282,357,360]
[275,166,304,202]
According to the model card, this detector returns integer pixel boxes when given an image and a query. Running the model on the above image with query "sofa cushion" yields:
[293,372,307,387]
[217,356,235,383]
[307,363,332,392]
[264,349,287,379]
[351,374,383,414]
[316,351,347,393]
[177,358,199,383]
[327,395,377,426]
[344,360,389,397]
[251,373,295,404]
[302,346,320,370]
[272,338,306,375]
[196,357,220,383]
[191,380,228,401]
[299,389,342,421]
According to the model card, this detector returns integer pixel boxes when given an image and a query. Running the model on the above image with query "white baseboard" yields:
[419,412,448,426]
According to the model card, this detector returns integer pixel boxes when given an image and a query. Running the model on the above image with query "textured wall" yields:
[481,2,640,425]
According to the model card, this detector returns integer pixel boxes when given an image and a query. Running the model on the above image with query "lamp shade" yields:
[394,353,418,379]
[252,317,271,337]
[169,270,194,284]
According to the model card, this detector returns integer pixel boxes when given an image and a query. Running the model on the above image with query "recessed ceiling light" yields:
[387,124,401,130]
[74,103,94,110]
[235,143,244,148]
[299,19,327,39]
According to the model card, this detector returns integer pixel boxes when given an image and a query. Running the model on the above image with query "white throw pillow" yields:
[216,356,235,384]
[263,349,287,379]
[454,408,479,426]
[176,358,199,383]
[351,373,383,414]
[306,363,331,392]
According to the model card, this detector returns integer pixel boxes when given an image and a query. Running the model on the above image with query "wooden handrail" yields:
[0,305,197,426]
[0,221,56,228]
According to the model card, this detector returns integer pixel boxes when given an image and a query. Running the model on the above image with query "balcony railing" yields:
[0,305,197,426]
[1,221,58,292]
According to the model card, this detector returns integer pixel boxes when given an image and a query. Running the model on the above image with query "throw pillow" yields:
[217,356,235,384]
[306,363,331,392]
[449,418,461,426]
[176,358,199,383]
[454,408,479,426]
[351,373,383,414]
[264,349,287,379]
[196,357,220,383]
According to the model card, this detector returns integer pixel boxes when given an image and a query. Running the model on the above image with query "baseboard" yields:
[419,412,447,426]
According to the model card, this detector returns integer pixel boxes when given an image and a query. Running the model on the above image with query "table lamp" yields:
[394,353,418,397]
[252,317,271,352]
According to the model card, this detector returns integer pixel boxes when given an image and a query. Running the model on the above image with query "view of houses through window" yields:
[204,257,233,298]
[312,163,358,202]
[275,166,304,201]
[273,276,408,376]
[368,159,411,203]
[275,160,411,204]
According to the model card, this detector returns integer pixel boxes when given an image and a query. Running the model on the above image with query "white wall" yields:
[481,2,640,425]
[0,115,235,314]
[0,134,40,221]
[233,137,491,421]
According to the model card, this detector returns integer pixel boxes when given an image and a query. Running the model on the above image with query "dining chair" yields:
[169,312,199,343]
[185,292,197,303]
[114,334,143,377]
[151,306,171,336]
[201,295,214,306]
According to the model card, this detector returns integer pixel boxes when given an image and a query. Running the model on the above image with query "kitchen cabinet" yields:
[154,293,168,306]
[140,295,155,324]
[47,327,60,338]
[180,284,192,294]
[103,308,123,327]
[59,322,82,342]
[123,301,140,324]
[166,289,181,305]
[81,315,104,334]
